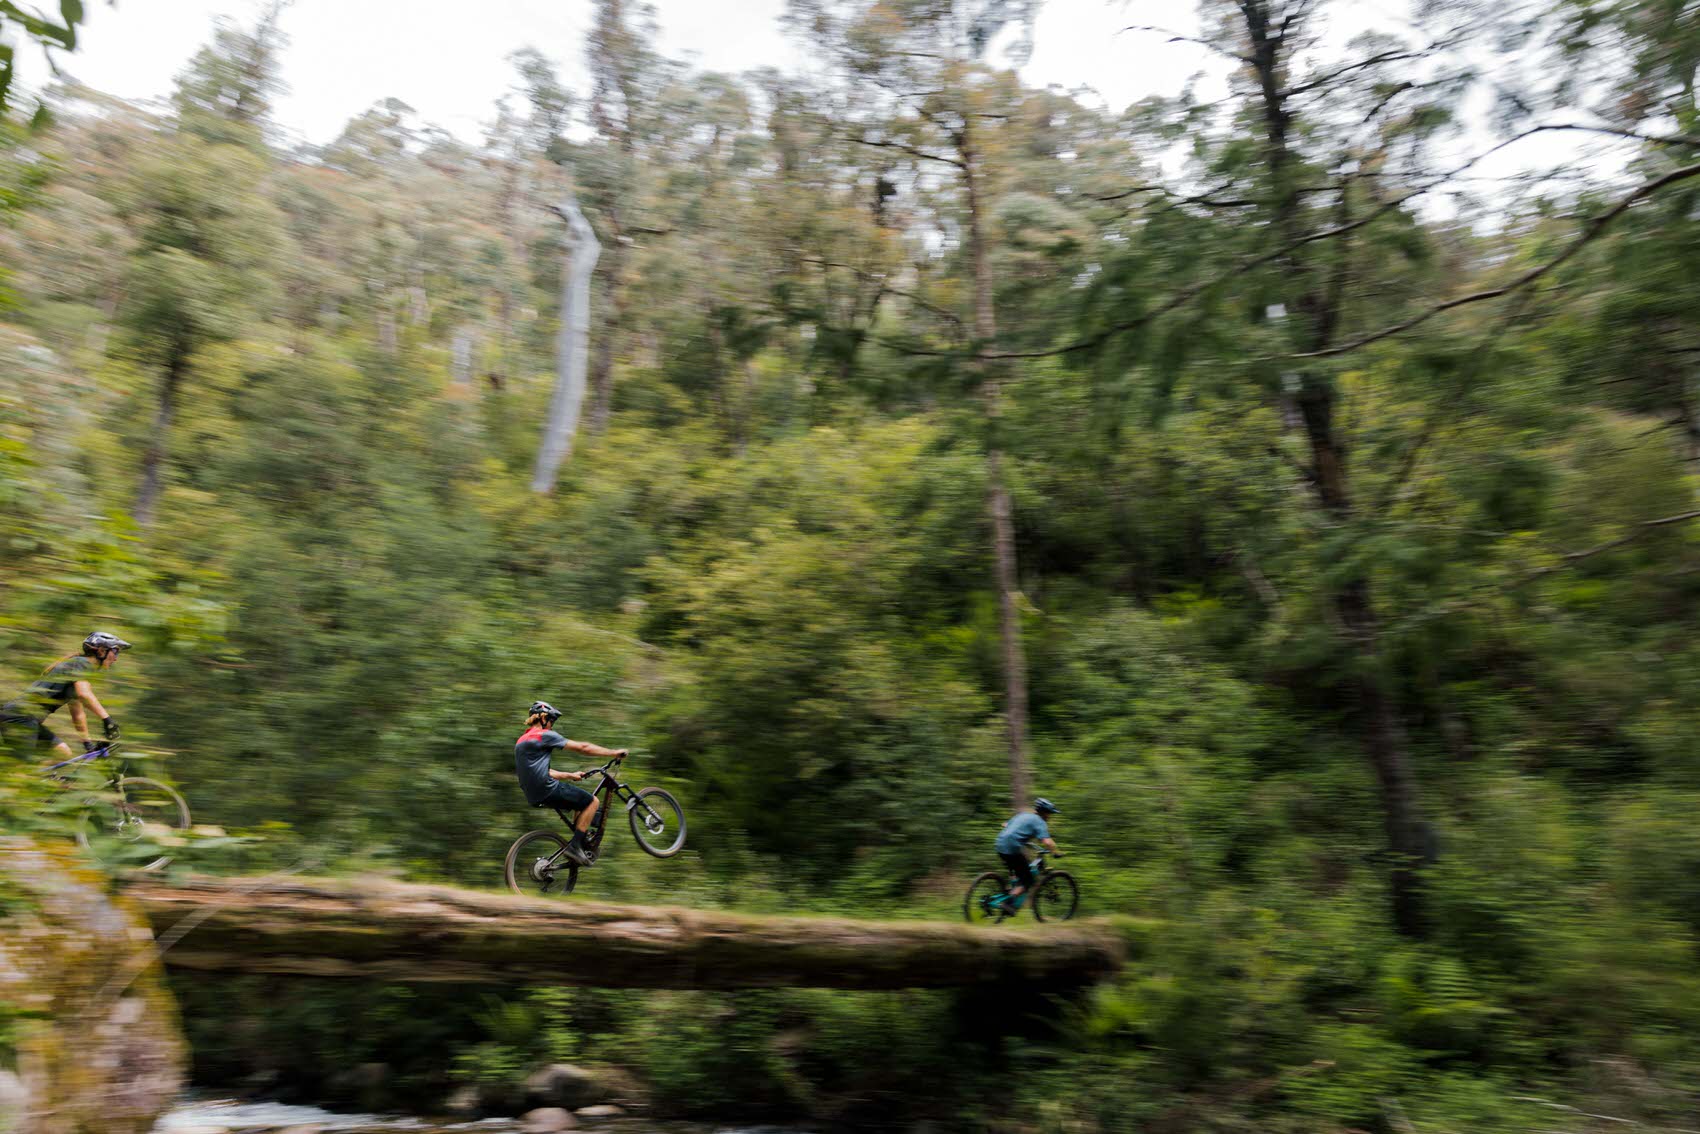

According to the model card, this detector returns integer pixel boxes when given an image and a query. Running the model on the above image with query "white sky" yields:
[56,0,1218,146]
[45,0,1619,210]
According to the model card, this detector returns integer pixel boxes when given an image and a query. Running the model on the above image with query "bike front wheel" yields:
[504,830,579,897]
[963,871,1009,925]
[628,787,686,858]
[1032,869,1080,922]
[76,776,190,872]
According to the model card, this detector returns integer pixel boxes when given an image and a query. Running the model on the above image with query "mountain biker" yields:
[514,700,628,867]
[993,797,1062,913]
[0,632,130,764]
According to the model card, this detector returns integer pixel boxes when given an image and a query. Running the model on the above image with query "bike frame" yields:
[1010,851,1052,894]
[548,760,653,862]
[43,744,136,795]
[45,742,115,773]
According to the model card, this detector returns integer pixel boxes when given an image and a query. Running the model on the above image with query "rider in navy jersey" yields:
[515,700,628,865]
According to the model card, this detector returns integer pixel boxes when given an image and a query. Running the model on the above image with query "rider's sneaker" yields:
[562,836,591,866]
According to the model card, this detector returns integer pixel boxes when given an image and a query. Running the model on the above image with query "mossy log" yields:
[0,838,185,1134]
[124,875,1124,990]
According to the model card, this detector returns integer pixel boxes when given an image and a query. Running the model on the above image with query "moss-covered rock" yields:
[0,837,185,1134]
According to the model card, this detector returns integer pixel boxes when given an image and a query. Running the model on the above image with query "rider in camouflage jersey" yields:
[1,631,129,762]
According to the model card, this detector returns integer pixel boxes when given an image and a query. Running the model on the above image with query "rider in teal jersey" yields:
[991,798,1062,913]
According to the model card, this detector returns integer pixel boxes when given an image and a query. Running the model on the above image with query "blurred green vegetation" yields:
[6,0,1700,1130]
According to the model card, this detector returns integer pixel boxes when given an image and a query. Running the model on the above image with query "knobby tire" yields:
[1032,869,1080,922]
[76,776,190,872]
[504,830,579,896]
[628,787,686,858]
[964,871,1008,925]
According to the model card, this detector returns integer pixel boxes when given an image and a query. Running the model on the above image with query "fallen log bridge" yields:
[124,875,1125,991]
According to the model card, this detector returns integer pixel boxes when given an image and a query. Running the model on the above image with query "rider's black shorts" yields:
[999,849,1035,891]
[0,709,58,755]
[537,781,594,813]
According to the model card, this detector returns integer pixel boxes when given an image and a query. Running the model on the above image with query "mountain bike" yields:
[963,849,1079,924]
[45,742,191,872]
[503,757,686,897]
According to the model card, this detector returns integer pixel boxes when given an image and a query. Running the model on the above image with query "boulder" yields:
[326,1061,388,1109]
[523,1063,601,1108]
[442,1083,482,1117]
[522,1062,648,1111]
[574,1103,624,1118]
[520,1107,577,1133]
[0,837,186,1134]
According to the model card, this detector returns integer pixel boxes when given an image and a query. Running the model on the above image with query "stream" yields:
[153,1098,809,1134]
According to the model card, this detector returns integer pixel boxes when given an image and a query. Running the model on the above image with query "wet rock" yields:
[574,1103,624,1118]
[594,1066,648,1110]
[0,1070,28,1124]
[326,1060,389,1109]
[442,1083,482,1117]
[520,1106,577,1132]
[523,1063,600,1108]
[0,837,186,1134]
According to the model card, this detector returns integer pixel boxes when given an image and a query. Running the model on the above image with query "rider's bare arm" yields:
[73,680,111,728]
[1042,837,1062,854]
[549,768,586,782]
[563,739,628,760]
[67,700,90,742]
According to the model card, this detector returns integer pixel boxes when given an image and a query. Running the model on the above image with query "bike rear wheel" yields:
[628,787,686,858]
[504,830,579,897]
[964,871,1009,925]
[1032,869,1080,922]
[76,776,190,872]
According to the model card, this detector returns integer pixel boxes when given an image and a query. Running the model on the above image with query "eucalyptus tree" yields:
[786,0,1042,809]
[123,20,287,525]
[171,7,287,150]
[1037,0,1700,934]
[579,0,677,433]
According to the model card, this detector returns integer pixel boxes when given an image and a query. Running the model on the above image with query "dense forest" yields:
[5,0,1700,1130]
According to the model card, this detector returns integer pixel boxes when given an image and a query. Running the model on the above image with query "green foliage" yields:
[5,3,1700,1130]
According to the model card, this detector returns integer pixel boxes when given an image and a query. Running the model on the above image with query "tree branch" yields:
[1284,49,1425,98]
[1122,24,1252,64]
[941,128,1548,362]
[853,136,964,169]
[1398,509,1700,630]
[1088,179,1255,208]
[1292,157,1700,359]
[800,257,966,333]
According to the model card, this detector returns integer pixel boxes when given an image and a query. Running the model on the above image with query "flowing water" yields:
[153,1097,808,1134]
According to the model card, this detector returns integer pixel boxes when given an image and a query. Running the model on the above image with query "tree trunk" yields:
[123,874,1123,991]
[1296,382,1432,936]
[587,206,626,434]
[1243,0,1431,935]
[531,196,601,493]
[960,115,1032,810]
[132,342,188,527]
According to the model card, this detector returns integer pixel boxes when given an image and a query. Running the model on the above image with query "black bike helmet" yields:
[528,700,561,725]
[83,631,131,656]
[1034,797,1059,815]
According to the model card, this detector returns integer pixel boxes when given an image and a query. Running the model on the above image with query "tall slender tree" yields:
[787,0,1040,808]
